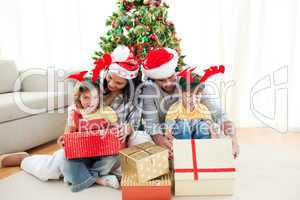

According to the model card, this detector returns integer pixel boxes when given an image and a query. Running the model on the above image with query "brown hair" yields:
[73,82,99,109]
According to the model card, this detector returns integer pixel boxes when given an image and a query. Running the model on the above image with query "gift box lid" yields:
[121,174,171,187]
[173,138,236,181]
[63,129,123,159]
[120,142,167,161]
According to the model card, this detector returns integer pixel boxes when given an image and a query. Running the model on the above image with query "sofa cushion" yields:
[0,60,20,93]
[0,92,71,123]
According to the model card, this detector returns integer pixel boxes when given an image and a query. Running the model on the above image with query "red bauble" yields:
[144,0,162,6]
[125,25,132,31]
[123,1,134,11]
[153,0,162,6]
[150,33,158,41]
[112,20,117,28]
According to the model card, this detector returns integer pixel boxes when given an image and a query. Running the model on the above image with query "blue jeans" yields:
[169,119,211,139]
[61,155,119,192]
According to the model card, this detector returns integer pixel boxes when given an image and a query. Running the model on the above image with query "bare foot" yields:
[95,177,108,186]
[0,152,29,168]
[96,175,120,189]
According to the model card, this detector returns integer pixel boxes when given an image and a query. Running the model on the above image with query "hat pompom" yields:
[111,45,130,62]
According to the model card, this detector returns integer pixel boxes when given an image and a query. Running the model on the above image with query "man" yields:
[139,47,239,158]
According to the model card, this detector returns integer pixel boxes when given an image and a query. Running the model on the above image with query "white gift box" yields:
[173,138,236,196]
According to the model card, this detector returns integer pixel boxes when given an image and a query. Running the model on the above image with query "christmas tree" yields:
[92,0,185,70]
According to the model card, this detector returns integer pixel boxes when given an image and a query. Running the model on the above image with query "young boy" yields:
[165,70,218,139]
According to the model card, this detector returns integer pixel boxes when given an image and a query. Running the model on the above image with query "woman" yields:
[1,45,152,182]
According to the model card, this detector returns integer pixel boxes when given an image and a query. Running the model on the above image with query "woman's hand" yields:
[57,135,64,148]
[116,123,133,143]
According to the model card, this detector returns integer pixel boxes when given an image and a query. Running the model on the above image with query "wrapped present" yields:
[64,128,123,159]
[121,173,171,200]
[120,142,169,183]
[173,138,236,196]
[78,118,109,132]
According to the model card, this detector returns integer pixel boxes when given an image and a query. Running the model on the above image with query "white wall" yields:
[0,0,299,130]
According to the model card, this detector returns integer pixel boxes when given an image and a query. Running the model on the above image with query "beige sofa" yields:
[0,60,74,154]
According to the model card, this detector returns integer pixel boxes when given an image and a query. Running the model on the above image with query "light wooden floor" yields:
[0,127,299,179]
[0,140,60,179]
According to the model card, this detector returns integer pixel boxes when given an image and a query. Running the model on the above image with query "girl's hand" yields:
[109,122,119,128]
[116,123,133,143]
[57,135,64,148]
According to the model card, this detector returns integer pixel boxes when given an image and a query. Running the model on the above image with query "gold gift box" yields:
[119,142,169,183]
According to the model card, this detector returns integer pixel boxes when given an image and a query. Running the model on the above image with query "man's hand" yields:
[231,135,240,159]
[152,134,173,159]
[222,121,240,158]
[57,135,64,148]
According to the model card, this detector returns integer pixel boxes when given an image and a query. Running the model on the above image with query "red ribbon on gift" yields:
[175,139,236,181]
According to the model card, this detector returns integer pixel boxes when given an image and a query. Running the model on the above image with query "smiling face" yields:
[182,88,203,111]
[154,74,177,94]
[106,73,129,92]
[79,87,99,112]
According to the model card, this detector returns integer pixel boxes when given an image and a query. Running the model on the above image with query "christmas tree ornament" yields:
[123,1,134,11]
[123,28,129,36]
[120,4,126,12]
[125,25,132,31]
[150,33,158,41]
[143,0,151,5]
[140,17,146,24]
[94,0,185,67]
[153,0,162,7]
[112,20,118,28]
[116,27,123,34]
[143,0,162,7]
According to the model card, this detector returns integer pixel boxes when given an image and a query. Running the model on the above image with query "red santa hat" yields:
[66,46,139,83]
[107,45,139,79]
[141,47,179,79]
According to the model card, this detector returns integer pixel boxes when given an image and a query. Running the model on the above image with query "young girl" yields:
[165,71,219,140]
[61,81,124,193]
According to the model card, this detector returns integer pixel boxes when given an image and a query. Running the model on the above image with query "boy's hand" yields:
[152,134,173,159]
[222,121,235,136]
[57,135,64,148]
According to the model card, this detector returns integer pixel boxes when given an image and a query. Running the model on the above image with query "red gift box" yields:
[121,173,171,200]
[64,128,123,159]
[78,118,109,132]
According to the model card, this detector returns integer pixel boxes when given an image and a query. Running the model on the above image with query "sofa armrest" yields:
[20,68,76,93]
